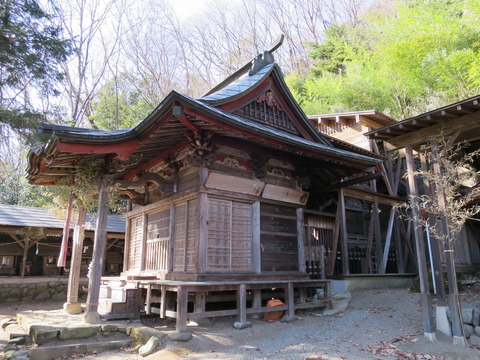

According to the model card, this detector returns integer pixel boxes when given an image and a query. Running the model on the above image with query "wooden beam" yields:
[372,141,395,196]
[8,233,25,249]
[342,187,401,207]
[318,172,382,193]
[379,208,396,274]
[385,111,480,150]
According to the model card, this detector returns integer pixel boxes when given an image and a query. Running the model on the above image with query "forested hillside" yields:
[287,0,480,119]
[1,0,479,206]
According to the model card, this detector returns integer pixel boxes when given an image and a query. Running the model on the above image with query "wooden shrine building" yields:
[26,47,383,333]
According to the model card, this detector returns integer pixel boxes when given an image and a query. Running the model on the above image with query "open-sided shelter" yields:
[366,95,480,342]
[0,204,125,277]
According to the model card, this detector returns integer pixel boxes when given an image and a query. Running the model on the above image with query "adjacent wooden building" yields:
[0,204,125,277]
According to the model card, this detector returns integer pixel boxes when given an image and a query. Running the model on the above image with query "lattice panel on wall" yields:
[173,199,197,272]
[206,198,253,272]
[145,208,170,271]
[260,203,299,272]
[127,215,143,272]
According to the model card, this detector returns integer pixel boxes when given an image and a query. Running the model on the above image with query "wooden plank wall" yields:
[206,198,253,272]
[260,203,298,272]
[173,199,197,272]
[145,208,170,271]
[127,215,143,272]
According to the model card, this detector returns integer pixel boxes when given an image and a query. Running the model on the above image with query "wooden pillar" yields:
[20,235,30,279]
[394,217,405,273]
[338,189,350,275]
[252,202,261,274]
[363,215,375,274]
[237,284,247,323]
[405,145,436,341]
[145,284,152,315]
[198,193,208,274]
[160,285,166,319]
[64,207,87,314]
[176,286,188,332]
[419,153,446,305]
[297,208,306,273]
[430,140,466,345]
[285,282,295,319]
[328,204,341,276]
[140,212,148,272]
[84,178,110,323]
[372,200,382,273]
[194,292,206,314]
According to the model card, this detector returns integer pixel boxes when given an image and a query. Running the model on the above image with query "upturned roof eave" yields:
[27,91,381,181]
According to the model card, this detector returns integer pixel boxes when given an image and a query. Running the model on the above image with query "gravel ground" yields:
[1,288,480,360]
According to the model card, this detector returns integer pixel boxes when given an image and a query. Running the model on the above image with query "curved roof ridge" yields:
[199,63,276,104]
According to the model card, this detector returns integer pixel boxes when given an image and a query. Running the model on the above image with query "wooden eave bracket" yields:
[116,172,174,195]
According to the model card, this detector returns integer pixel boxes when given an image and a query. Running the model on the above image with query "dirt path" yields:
[1,288,480,359]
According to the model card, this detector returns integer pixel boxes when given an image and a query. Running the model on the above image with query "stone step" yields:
[4,323,29,341]
[29,339,133,360]
[98,288,142,320]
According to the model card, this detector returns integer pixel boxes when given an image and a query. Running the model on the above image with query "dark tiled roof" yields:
[0,204,125,233]
[200,63,275,103]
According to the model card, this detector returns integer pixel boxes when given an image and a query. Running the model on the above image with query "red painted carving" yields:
[256,91,282,111]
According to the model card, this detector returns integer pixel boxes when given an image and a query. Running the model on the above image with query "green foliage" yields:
[290,0,480,119]
[0,162,51,207]
[0,0,72,136]
[89,76,155,130]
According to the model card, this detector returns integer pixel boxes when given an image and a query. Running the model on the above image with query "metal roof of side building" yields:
[0,204,126,234]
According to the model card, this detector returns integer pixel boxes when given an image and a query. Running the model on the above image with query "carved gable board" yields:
[234,90,300,135]
[200,63,330,145]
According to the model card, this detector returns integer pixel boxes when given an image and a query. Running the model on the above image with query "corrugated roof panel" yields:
[0,204,125,234]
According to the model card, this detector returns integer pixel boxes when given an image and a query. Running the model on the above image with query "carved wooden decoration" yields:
[248,153,269,178]
[117,172,174,196]
[185,131,216,167]
[234,91,300,135]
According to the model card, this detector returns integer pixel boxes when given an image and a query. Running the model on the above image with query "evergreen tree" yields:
[0,0,72,137]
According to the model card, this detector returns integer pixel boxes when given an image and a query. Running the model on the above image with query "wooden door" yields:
[206,199,253,272]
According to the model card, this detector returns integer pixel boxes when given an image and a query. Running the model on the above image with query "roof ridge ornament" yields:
[248,34,285,76]
[249,51,274,76]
